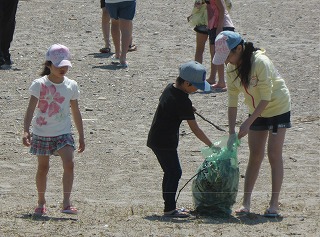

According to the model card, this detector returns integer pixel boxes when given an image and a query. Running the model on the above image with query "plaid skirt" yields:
[30,133,75,156]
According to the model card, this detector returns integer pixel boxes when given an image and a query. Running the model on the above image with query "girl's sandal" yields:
[34,206,47,216]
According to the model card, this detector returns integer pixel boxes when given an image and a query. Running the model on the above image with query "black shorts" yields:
[208,27,235,45]
[249,111,291,134]
[194,25,208,35]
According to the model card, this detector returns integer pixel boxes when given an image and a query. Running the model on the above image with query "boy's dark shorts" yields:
[106,1,136,20]
[208,27,235,45]
[194,25,208,35]
[249,111,291,134]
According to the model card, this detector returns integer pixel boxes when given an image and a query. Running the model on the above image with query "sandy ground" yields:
[0,0,319,236]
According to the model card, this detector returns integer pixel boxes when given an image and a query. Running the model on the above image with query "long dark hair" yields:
[40,61,52,76]
[232,41,259,88]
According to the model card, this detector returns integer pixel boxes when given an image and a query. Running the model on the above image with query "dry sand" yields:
[0,0,319,236]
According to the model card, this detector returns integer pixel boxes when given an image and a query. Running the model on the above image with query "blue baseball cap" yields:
[212,31,242,65]
[179,61,211,92]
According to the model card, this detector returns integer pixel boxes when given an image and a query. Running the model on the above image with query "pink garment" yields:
[207,0,234,30]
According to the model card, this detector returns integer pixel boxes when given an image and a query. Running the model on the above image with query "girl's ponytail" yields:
[234,42,259,88]
[40,61,52,76]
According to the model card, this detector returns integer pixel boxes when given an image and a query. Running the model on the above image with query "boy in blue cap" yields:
[147,60,213,217]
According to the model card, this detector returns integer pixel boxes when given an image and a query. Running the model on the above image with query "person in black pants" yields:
[147,61,214,217]
[0,0,19,66]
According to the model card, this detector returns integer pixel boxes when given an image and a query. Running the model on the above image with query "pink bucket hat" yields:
[212,31,242,65]
[45,44,72,67]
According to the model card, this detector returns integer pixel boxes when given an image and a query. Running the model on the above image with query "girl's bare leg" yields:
[267,128,286,212]
[194,32,208,64]
[58,145,75,208]
[239,130,268,211]
[36,155,50,207]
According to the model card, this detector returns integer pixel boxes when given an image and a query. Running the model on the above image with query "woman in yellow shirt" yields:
[213,31,291,217]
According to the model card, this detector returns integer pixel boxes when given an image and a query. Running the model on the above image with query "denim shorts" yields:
[208,27,235,45]
[249,111,292,134]
[30,134,75,156]
[105,1,136,20]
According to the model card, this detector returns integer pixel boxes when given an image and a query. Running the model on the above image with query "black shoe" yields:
[4,55,12,65]
[0,57,5,66]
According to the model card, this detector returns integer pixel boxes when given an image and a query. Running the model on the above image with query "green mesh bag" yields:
[192,135,240,216]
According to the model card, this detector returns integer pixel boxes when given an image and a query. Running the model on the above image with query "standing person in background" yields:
[213,31,291,217]
[23,44,85,215]
[206,0,234,91]
[105,0,136,68]
[188,0,209,64]
[0,0,19,67]
[100,0,112,53]
[100,0,137,54]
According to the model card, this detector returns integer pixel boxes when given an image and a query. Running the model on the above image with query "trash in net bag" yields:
[192,135,240,216]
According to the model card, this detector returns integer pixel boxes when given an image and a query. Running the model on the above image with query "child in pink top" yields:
[206,0,235,91]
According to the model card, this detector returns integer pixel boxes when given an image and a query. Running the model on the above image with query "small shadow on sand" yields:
[88,52,113,59]
[0,65,22,71]
[144,212,283,225]
[231,212,284,225]
[17,213,78,222]
[144,214,196,223]
[194,89,226,95]
[92,64,128,71]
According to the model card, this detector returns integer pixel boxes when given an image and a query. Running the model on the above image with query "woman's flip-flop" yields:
[235,207,250,216]
[61,206,78,215]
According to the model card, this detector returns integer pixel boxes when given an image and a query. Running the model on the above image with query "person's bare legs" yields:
[36,156,50,208]
[194,32,208,64]
[57,145,75,208]
[111,19,121,58]
[267,128,286,213]
[237,130,268,212]
[119,18,132,64]
[101,7,111,49]
[207,44,226,88]
[207,44,217,84]
[212,64,226,88]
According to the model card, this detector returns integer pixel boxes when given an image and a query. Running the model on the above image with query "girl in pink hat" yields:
[23,44,85,216]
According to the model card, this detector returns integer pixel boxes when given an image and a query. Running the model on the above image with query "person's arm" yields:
[228,106,237,135]
[70,100,85,153]
[187,119,212,147]
[23,96,38,146]
[215,0,225,33]
[238,100,269,138]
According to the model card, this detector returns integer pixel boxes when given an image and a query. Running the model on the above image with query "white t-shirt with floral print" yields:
[29,76,80,137]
